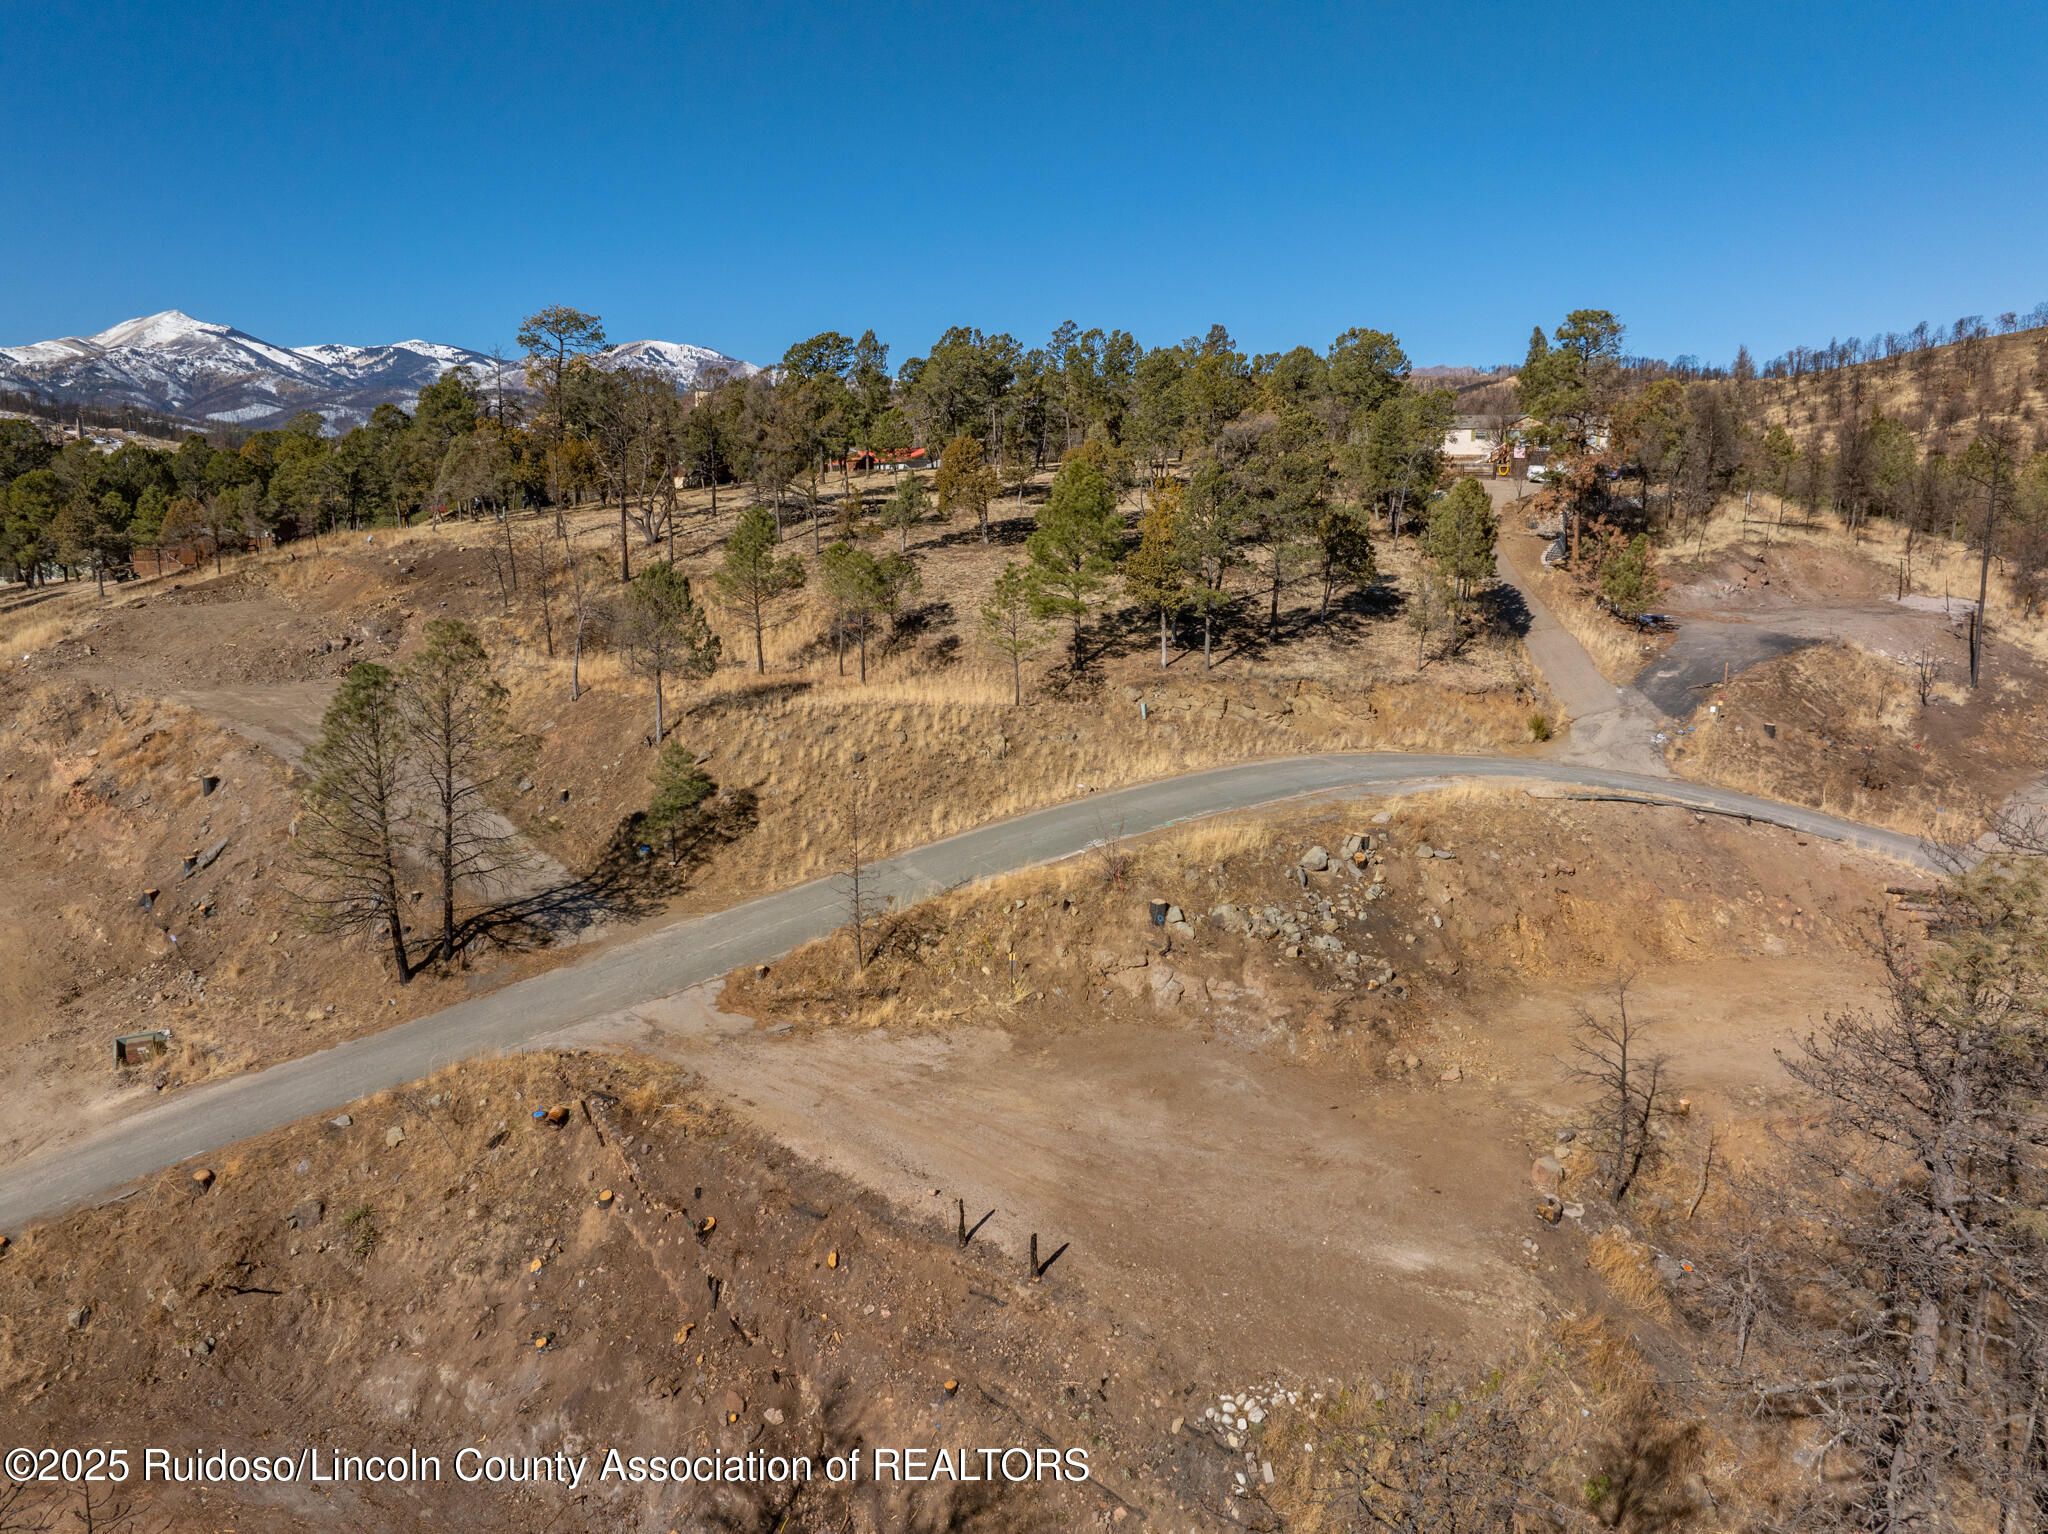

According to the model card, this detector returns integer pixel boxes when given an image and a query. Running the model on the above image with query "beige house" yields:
[1443,414,1532,468]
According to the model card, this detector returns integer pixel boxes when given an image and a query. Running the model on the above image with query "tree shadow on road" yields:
[442,790,759,962]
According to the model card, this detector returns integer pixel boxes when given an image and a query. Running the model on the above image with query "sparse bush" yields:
[342,1204,380,1258]
[1528,710,1552,741]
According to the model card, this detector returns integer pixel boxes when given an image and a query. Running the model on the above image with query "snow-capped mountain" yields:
[0,311,756,431]
[600,338,756,392]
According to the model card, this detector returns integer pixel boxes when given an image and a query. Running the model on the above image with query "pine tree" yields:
[399,618,529,961]
[1122,480,1188,666]
[623,561,720,744]
[1598,532,1662,620]
[1312,503,1376,619]
[982,561,1051,704]
[713,506,806,673]
[1025,452,1124,667]
[1177,458,1243,671]
[645,740,716,865]
[820,542,919,682]
[293,663,415,984]
[879,471,929,552]
[1425,477,1498,607]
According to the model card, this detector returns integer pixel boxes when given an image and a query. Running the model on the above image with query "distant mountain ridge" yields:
[0,311,757,431]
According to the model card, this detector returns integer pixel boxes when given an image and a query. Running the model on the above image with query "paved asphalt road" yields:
[1482,482,1671,778]
[0,753,1937,1234]
[1635,623,1820,718]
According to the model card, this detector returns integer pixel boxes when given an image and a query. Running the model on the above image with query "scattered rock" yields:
[1555,1127,1577,1143]
[1165,904,1184,924]
[384,1126,405,1147]
[764,1407,785,1424]
[1416,843,1434,859]
[1532,1156,1563,1194]
[1371,811,1391,824]
[67,1306,91,1330]
[330,1115,352,1128]
[1437,1065,1462,1083]
[290,1200,324,1231]
[1300,846,1330,872]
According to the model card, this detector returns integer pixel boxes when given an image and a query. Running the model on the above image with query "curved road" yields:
[0,753,1933,1232]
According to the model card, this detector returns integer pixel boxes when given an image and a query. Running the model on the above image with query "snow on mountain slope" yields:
[602,338,758,389]
[0,311,756,430]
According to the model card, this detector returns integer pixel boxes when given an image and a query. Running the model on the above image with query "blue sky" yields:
[3,1,2044,370]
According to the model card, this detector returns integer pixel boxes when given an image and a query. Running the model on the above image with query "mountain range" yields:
[0,311,757,432]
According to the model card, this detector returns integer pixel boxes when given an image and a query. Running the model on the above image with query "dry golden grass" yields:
[0,609,82,656]
[1160,816,1275,867]
[1587,1227,1674,1318]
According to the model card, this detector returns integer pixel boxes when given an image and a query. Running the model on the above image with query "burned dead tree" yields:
[1759,862,2048,1530]
[1563,976,1669,1203]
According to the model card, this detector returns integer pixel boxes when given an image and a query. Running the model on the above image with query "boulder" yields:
[1147,967,1187,1008]
[1531,1156,1563,1194]
[1300,846,1330,872]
